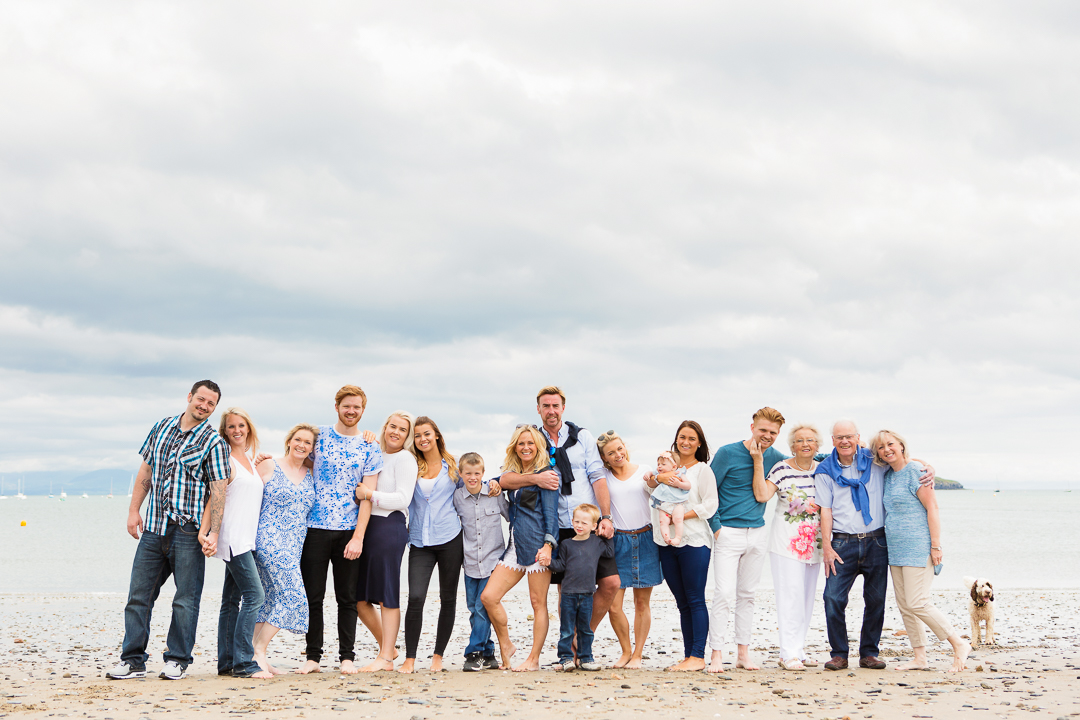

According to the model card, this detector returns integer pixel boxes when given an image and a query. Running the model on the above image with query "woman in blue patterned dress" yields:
[872,430,970,673]
[252,423,318,675]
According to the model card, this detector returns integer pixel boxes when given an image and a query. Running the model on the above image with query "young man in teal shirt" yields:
[706,407,787,673]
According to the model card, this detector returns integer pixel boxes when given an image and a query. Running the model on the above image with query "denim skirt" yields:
[614,525,663,589]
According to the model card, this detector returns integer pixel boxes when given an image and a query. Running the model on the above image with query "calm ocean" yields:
[1,490,1076,594]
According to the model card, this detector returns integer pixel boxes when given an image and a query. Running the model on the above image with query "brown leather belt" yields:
[616,525,652,535]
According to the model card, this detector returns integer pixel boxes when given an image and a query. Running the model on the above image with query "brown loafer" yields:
[823,656,848,671]
[859,656,886,669]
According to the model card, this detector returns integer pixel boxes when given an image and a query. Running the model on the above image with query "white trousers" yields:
[891,560,954,648]
[770,552,820,661]
[708,525,767,653]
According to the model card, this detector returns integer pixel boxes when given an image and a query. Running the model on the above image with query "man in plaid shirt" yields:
[107,380,232,681]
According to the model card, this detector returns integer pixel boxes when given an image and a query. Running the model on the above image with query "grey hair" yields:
[786,423,822,452]
[831,419,859,437]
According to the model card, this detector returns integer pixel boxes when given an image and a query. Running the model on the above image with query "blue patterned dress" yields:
[255,462,316,632]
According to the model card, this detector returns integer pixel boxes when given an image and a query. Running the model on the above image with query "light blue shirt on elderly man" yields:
[814,462,887,535]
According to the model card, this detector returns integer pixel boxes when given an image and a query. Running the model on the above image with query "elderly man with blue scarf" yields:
[815,420,934,671]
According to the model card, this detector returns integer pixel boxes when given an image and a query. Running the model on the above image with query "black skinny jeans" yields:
[299,528,360,663]
[404,531,464,659]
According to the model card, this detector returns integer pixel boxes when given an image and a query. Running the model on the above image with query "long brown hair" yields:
[671,420,710,463]
[412,416,459,480]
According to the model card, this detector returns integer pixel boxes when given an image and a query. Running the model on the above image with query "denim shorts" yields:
[614,526,663,589]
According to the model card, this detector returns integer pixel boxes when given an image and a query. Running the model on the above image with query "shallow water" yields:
[0,490,1077,593]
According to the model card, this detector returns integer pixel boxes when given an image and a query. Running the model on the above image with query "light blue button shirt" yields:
[814,462,886,534]
[546,423,606,528]
[408,461,462,547]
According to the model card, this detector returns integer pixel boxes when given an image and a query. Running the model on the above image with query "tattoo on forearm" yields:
[141,477,152,492]
[209,480,226,533]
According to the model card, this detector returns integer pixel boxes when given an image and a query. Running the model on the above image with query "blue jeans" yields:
[463,575,495,657]
[557,593,594,663]
[658,543,711,659]
[823,531,889,659]
[217,550,265,676]
[120,520,206,670]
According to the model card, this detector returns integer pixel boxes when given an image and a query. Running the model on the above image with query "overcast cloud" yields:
[1,1,1078,488]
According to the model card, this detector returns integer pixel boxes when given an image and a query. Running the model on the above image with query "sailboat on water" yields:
[60,486,67,501]
[108,481,114,499]
[16,477,27,499]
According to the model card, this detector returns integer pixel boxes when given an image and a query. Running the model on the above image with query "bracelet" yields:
[931,545,941,550]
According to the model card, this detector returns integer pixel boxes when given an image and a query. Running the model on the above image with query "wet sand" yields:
[2,588,1078,718]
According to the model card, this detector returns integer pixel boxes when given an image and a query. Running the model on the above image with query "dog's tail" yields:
[962,575,976,590]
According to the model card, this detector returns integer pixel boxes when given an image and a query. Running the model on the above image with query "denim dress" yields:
[503,468,561,566]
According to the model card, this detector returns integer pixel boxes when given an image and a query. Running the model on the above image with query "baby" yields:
[650,451,691,545]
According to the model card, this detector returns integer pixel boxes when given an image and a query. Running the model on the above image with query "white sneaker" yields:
[159,661,187,680]
[106,662,145,680]
[579,661,602,671]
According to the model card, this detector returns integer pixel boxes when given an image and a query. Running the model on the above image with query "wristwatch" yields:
[601,515,612,521]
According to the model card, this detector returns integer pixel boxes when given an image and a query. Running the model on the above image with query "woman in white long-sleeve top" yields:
[352,411,419,672]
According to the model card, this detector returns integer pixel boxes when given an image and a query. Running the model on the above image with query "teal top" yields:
[882,461,930,567]
[708,441,786,531]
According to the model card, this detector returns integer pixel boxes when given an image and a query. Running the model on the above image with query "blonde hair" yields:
[412,416,459,481]
[459,452,484,471]
[218,407,260,456]
[595,430,630,470]
[536,385,566,405]
[335,385,367,408]
[284,423,319,455]
[869,429,910,466]
[503,425,551,475]
[752,407,786,426]
[379,411,415,454]
[573,503,601,524]
[786,423,822,452]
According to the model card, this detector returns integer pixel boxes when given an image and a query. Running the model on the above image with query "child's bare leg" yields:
[659,512,672,544]
[671,505,685,545]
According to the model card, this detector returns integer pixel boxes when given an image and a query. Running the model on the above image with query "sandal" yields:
[779,658,806,671]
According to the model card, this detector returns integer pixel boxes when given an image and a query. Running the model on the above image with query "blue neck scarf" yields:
[817,447,875,525]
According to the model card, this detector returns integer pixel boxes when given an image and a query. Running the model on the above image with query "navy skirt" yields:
[356,511,408,609]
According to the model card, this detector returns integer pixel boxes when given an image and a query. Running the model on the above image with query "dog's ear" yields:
[971,584,978,604]
[986,581,993,602]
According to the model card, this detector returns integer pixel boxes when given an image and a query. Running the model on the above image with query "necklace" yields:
[792,457,813,472]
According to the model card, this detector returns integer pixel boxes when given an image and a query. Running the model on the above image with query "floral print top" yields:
[766,460,823,564]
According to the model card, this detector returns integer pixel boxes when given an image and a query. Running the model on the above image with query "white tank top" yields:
[214,454,265,560]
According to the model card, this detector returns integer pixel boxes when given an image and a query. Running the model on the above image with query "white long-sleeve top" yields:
[370,449,420,520]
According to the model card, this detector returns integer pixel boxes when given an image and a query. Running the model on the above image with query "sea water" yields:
[1,490,1076,593]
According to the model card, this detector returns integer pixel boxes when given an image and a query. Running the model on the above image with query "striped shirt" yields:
[139,414,232,535]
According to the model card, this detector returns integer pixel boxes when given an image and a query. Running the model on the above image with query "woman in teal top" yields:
[873,430,969,673]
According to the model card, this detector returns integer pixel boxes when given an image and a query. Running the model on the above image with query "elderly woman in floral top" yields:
[760,423,824,671]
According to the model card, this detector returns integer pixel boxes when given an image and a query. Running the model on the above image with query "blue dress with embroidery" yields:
[255,462,315,632]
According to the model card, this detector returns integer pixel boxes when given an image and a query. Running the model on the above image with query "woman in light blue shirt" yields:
[873,430,969,673]
[399,416,463,673]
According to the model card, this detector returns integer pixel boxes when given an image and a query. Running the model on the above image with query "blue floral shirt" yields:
[307,425,384,531]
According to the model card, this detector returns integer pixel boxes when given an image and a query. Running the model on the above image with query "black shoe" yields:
[482,655,499,670]
[462,652,483,672]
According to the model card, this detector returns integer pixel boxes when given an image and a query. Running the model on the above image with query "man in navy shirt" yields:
[706,407,788,672]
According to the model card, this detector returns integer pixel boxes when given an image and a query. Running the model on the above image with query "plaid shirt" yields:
[139,414,232,535]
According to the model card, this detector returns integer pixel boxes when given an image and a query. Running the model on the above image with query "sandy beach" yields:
[2,587,1078,719]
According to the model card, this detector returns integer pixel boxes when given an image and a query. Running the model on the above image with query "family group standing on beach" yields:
[104,379,971,684]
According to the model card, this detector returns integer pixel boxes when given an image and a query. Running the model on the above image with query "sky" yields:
[1,1,1078,489]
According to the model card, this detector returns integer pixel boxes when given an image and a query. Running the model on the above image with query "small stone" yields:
[63,673,71,678]
[976,665,984,672]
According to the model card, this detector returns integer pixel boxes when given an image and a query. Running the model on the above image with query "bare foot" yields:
[360,657,394,672]
[430,655,444,672]
[624,657,643,669]
[949,642,971,673]
[253,653,270,674]
[340,659,358,675]
[736,656,760,670]
[295,660,321,674]
[661,530,671,544]
[706,651,725,674]
[251,670,273,679]
[512,658,540,672]
[397,658,416,674]
[612,653,632,669]
[268,664,286,676]
[499,643,517,670]
[896,659,929,670]
[667,657,706,672]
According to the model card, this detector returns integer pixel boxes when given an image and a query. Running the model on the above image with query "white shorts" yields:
[497,536,548,574]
